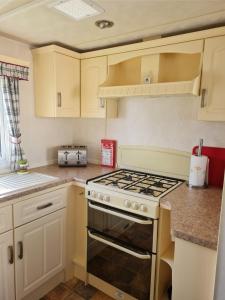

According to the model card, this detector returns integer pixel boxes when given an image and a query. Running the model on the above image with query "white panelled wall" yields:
[73,97,225,163]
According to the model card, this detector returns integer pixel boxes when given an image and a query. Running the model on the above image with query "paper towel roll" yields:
[189,155,209,187]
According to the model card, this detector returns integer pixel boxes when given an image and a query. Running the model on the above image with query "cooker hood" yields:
[98,40,203,99]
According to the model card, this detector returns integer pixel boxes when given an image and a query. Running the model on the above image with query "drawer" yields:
[0,205,13,234]
[14,188,67,227]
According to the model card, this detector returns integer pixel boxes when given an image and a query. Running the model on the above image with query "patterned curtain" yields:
[0,62,29,80]
[1,70,28,171]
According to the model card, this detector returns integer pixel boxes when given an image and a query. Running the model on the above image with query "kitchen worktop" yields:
[0,164,222,250]
[0,163,113,203]
[160,183,222,250]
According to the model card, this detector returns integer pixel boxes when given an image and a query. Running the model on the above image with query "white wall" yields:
[1,35,225,167]
[0,35,76,167]
[73,97,225,163]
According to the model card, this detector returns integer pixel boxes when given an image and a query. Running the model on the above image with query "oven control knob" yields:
[103,195,110,202]
[124,200,131,208]
[131,202,139,210]
[97,193,103,200]
[91,191,97,198]
[140,204,147,212]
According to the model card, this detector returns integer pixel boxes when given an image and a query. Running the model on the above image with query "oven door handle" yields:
[88,201,152,225]
[88,230,151,260]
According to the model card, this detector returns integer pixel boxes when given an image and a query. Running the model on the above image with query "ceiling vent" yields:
[51,0,104,21]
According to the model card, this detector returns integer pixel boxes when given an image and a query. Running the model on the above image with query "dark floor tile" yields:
[40,283,72,300]
[72,281,97,299]
[64,277,79,290]
[91,291,114,300]
[65,292,84,300]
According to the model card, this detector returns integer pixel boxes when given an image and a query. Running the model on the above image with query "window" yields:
[0,78,10,170]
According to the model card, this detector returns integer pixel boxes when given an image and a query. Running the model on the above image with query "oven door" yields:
[88,200,157,253]
[87,229,156,300]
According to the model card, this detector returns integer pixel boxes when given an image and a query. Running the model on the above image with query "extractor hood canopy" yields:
[98,40,203,99]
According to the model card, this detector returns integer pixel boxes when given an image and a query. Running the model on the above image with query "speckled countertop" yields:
[0,164,113,203]
[160,183,222,250]
[0,164,222,250]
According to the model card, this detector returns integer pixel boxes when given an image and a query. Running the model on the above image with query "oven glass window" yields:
[87,234,152,300]
[88,202,154,252]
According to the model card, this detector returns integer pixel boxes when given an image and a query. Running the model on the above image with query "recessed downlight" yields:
[95,19,114,29]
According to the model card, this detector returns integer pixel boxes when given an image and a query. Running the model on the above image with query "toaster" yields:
[58,145,87,167]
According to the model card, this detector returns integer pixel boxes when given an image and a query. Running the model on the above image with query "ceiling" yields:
[1,0,225,51]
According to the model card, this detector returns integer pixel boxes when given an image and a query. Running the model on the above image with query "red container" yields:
[101,139,116,168]
[192,146,225,188]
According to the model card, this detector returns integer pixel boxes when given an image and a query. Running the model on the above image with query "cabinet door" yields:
[173,238,217,300]
[0,231,15,300]
[66,186,87,281]
[198,36,225,121]
[15,209,65,299]
[81,56,108,118]
[55,53,80,117]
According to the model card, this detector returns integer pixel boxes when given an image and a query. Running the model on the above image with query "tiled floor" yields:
[41,278,114,300]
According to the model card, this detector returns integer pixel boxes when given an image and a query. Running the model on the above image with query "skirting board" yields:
[117,145,191,180]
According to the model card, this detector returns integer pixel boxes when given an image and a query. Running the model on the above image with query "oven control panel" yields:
[86,187,159,219]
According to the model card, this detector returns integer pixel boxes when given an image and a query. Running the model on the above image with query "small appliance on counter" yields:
[189,139,209,188]
[58,145,87,167]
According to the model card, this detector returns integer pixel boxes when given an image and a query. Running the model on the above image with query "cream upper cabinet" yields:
[33,46,80,118]
[0,231,15,300]
[198,36,225,121]
[81,56,117,118]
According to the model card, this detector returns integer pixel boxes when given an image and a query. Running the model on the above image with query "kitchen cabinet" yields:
[172,238,217,300]
[33,45,80,118]
[198,35,225,121]
[15,209,65,299]
[71,186,87,281]
[81,56,118,118]
[0,230,15,300]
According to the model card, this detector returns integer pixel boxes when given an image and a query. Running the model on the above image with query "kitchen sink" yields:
[0,172,58,195]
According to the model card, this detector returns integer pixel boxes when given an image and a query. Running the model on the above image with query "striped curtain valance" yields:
[0,61,29,80]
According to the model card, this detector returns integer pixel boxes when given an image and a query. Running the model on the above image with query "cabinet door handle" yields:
[201,89,207,107]
[99,97,105,108]
[57,92,62,107]
[37,202,53,210]
[8,245,14,264]
[18,241,23,260]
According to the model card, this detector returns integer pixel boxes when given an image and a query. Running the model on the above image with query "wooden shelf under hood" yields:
[98,75,200,98]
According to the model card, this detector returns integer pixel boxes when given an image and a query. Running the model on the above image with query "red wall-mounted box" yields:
[101,139,117,168]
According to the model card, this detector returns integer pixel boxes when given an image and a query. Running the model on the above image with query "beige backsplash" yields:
[73,97,225,163]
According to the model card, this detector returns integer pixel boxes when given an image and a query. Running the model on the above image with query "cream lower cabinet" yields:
[67,186,87,281]
[198,35,225,121]
[172,238,217,300]
[0,230,15,300]
[81,56,117,118]
[15,209,65,300]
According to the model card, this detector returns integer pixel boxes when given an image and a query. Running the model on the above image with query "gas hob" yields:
[86,169,183,218]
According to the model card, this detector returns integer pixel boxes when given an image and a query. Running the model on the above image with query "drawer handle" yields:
[8,245,14,264]
[18,241,23,260]
[37,202,53,210]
